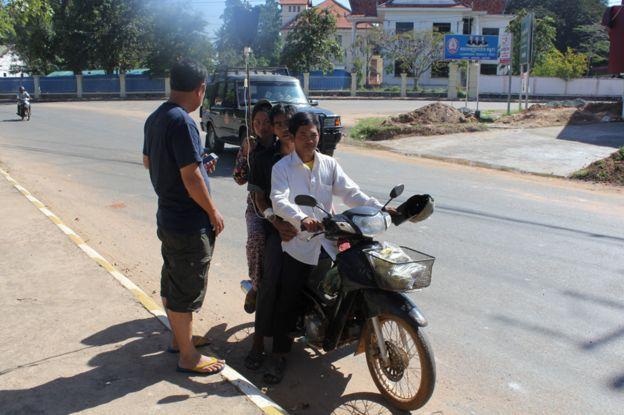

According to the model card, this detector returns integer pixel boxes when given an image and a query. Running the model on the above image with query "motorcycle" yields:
[242,185,437,411]
[17,99,31,121]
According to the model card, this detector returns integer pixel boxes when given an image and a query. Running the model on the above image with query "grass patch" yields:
[348,117,402,141]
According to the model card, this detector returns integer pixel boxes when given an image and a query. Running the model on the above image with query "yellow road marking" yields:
[0,167,288,415]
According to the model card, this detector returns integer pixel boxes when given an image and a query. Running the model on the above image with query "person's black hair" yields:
[252,99,272,122]
[170,58,208,92]
[269,103,297,124]
[288,111,320,136]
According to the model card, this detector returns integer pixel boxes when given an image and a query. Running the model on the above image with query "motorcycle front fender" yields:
[354,290,428,356]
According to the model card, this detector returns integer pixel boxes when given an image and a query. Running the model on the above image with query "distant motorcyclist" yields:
[16,86,31,118]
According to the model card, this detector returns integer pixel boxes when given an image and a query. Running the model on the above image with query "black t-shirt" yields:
[248,139,283,208]
[143,102,212,234]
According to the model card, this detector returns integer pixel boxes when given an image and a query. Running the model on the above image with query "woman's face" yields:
[294,123,319,155]
[253,111,273,140]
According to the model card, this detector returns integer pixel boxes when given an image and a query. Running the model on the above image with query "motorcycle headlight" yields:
[351,211,390,237]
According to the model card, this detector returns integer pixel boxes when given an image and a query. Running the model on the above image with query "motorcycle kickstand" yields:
[371,316,390,365]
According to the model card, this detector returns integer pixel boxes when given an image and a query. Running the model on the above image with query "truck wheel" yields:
[205,124,224,153]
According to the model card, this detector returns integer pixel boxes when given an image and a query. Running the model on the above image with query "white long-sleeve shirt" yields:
[270,150,382,265]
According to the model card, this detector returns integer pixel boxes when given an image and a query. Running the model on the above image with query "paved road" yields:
[1,101,623,414]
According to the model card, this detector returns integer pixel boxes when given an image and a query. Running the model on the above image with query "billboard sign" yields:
[520,13,534,65]
[444,34,500,61]
[499,32,512,65]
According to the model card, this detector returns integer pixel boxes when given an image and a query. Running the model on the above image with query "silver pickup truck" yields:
[199,68,342,156]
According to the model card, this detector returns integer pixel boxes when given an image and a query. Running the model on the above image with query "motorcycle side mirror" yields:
[390,184,404,199]
[295,195,318,207]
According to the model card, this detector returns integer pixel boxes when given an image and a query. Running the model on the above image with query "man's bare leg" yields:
[166,307,224,372]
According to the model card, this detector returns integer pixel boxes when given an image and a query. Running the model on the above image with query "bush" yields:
[532,47,588,80]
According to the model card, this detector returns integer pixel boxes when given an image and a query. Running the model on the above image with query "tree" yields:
[506,0,608,69]
[254,0,282,66]
[0,3,15,44]
[216,0,258,67]
[574,23,610,70]
[507,11,557,75]
[532,47,588,79]
[5,0,57,74]
[382,30,444,90]
[281,8,342,74]
[143,0,215,75]
[350,25,384,88]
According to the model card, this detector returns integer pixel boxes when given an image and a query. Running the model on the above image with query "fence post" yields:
[350,72,357,97]
[76,75,83,98]
[165,77,171,98]
[400,73,407,97]
[120,73,126,98]
[303,72,310,96]
[33,75,41,99]
[447,63,458,100]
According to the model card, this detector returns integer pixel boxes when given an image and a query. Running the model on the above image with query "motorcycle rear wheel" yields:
[364,313,435,411]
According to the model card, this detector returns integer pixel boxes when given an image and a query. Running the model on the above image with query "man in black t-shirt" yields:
[143,58,225,376]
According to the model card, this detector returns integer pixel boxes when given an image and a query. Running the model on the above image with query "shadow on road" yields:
[203,321,398,414]
[493,287,624,392]
[330,392,409,415]
[556,123,624,149]
[0,318,237,414]
[1,119,22,122]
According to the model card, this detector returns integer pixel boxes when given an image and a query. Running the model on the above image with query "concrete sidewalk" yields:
[375,122,624,177]
[0,172,262,414]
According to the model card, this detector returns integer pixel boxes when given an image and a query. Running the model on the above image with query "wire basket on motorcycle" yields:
[364,242,434,291]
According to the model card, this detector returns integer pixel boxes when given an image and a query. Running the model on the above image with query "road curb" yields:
[0,167,287,415]
[365,143,567,179]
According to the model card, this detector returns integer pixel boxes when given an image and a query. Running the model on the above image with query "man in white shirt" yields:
[265,112,382,384]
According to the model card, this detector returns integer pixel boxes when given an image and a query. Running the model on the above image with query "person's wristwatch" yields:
[263,208,277,222]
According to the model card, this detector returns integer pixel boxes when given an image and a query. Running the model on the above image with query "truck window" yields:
[223,81,237,108]
[212,82,225,106]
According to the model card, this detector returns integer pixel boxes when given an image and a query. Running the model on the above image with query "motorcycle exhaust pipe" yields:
[240,280,253,295]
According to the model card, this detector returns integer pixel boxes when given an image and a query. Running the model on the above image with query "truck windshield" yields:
[237,81,308,105]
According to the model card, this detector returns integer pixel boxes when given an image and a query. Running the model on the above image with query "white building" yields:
[348,0,514,86]
[0,46,28,78]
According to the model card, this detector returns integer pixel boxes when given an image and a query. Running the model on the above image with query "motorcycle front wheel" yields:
[364,313,435,411]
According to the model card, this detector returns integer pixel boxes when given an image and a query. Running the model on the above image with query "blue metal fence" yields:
[297,73,352,91]
[83,75,120,94]
[0,77,34,94]
[126,76,165,93]
[40,76,77,94]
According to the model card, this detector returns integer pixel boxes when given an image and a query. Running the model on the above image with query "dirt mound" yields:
[496,101,622,128]
[572,147,624,186]
[384,102,475,125]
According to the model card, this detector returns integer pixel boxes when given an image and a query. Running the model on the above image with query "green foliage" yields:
[574,23,610,69]
[506,0,608,71]
[0,4,15,43]
[507,11,557,74]
[216,0,282,67]
[348,117,398,141]
[142,0,214,75]
[532,47,588,79]
[5,0,56,74]
[280,8,342,73]
[3,0,215,75]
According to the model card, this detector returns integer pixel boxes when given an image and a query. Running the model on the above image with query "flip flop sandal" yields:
[244,289,257,314]
[176,357,225,376]
[167,335,212,354]
[263,356,287,384]
[244,350,265,371]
